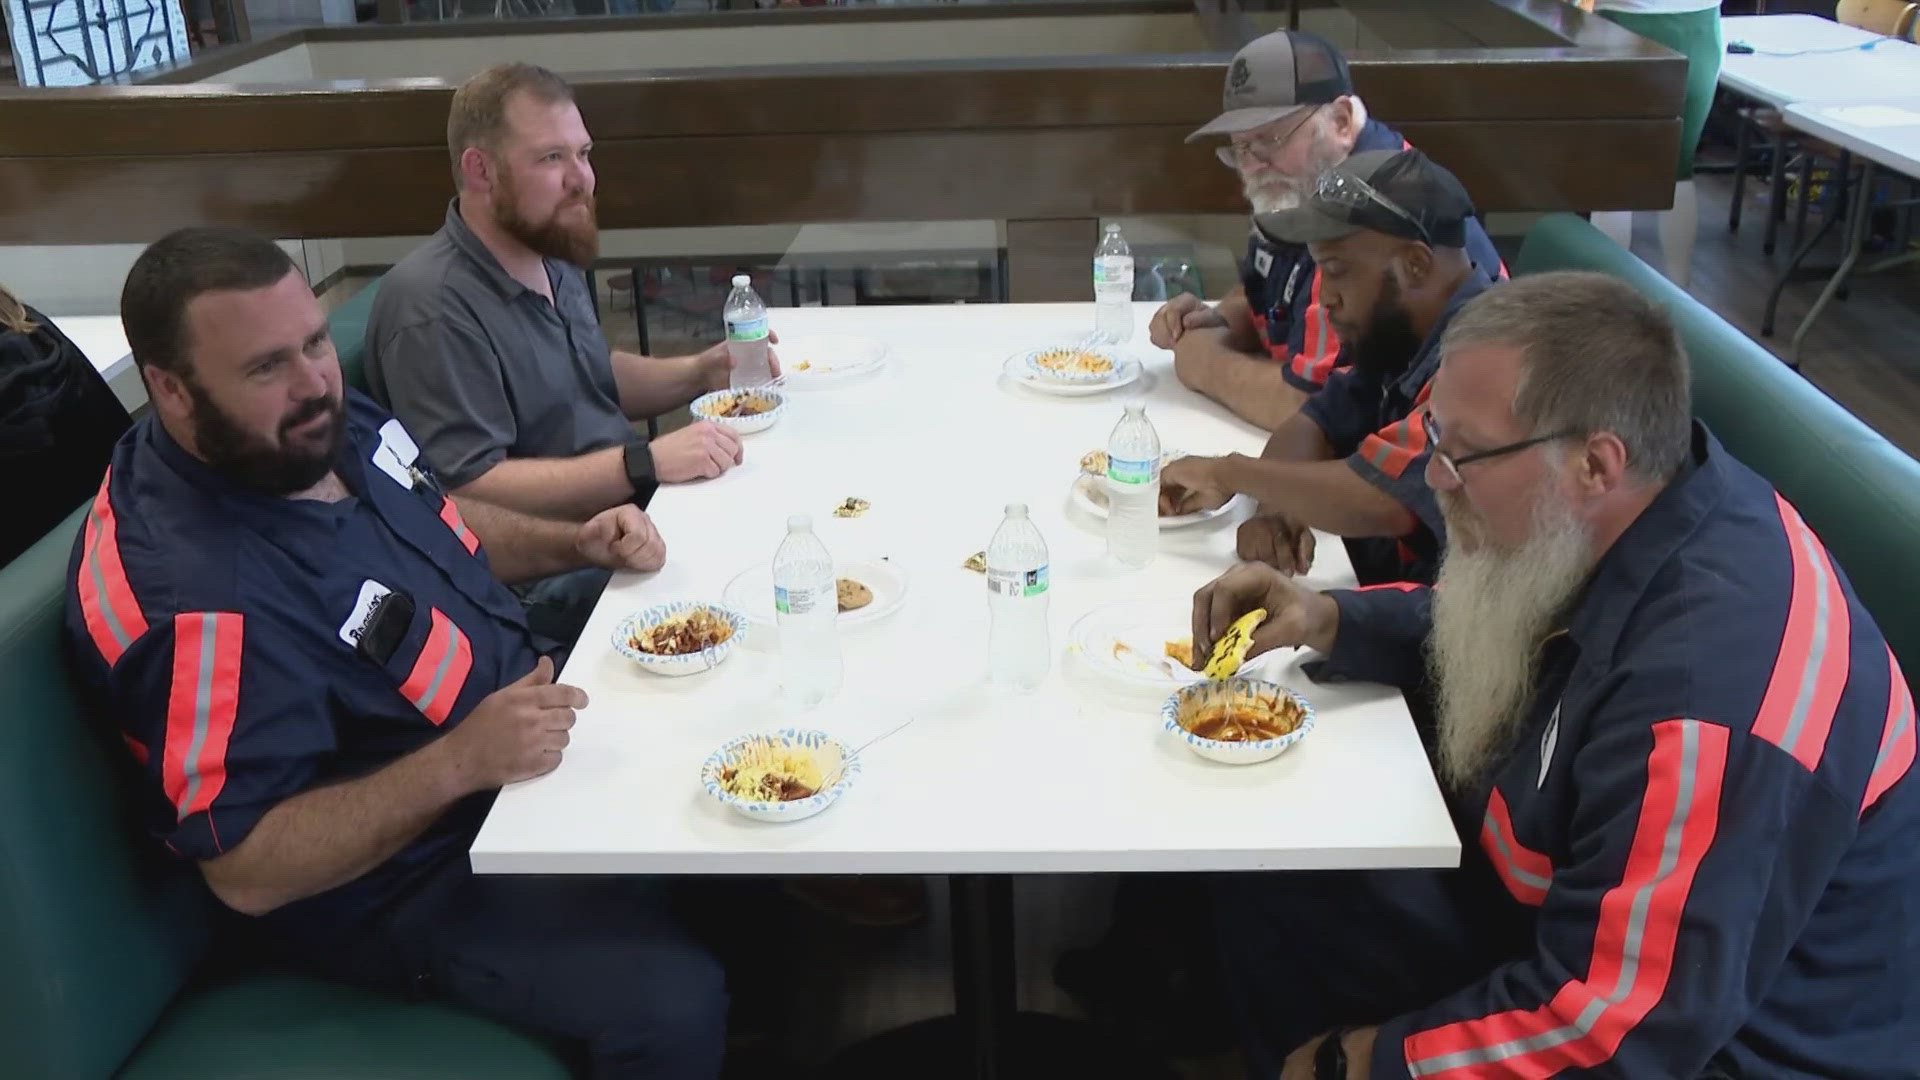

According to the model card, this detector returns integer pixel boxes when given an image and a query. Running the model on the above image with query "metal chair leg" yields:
[1730,113,1752,233]
[1763,133,1789,254]
[1792,152,1815,255]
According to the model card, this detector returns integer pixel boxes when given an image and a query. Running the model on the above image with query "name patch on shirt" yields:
[339,579,397,649]
[371,418,422,491]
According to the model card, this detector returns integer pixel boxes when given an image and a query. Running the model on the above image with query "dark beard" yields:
[1344,274,1423,384]
[495,170,600,268]
[187,376,344,496]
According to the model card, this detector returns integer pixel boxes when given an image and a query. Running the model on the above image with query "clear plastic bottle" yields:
[724,274,774,389]
[987,503,1051,692]
[1093,223,1135,345]
[772,515,842,708]
[1105,402,1160,568]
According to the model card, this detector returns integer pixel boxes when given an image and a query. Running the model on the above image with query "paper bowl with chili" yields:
[700,729,859,823]
[690,388,787,433]
[612,602,748,676]
[1162,678,1314,765]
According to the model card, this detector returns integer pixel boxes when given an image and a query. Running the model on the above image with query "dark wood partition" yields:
[0,0,1683,298]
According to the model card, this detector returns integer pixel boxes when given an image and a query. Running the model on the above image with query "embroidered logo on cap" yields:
[1229,57,1252,91]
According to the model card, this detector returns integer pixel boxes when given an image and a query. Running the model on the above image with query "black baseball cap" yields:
[1186,30,1354,142]
[1254,148,1478,249]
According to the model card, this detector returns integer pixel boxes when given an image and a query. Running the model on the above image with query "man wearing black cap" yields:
[1158,148,1492,587]
[1151,30,1503,434]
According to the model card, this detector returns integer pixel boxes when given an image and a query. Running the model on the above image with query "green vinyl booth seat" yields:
[0,274,570,1079]
[1514,214,1920,671]
[329,276,382,394]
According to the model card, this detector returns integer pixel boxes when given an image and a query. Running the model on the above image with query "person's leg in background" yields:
[514,565,614,664]
[1590,7,1724,289]
[418,874,730,1079]
[1212,867,1518,1078]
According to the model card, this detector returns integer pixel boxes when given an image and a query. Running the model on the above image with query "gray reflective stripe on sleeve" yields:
[176,613,221,821]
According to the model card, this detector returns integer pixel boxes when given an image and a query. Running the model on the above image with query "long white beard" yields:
[1429,491,1595,789]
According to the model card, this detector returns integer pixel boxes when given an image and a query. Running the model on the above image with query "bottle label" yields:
[987,565,1049,598]
[727,315,770,343]
[1107,456,1157,485]
[775,584,818,615]
[1093,257,1135,286]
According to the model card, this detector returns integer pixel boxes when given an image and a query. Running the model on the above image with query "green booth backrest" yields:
[329,277,383,394]
[0,507,213,1079]
[1514,214,1920,671]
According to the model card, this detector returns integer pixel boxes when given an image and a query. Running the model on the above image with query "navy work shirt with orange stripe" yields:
[1312,425,1920,1078]
[1241,120,1506,395]
[1298,271,1490,586]
[64,389,538,941]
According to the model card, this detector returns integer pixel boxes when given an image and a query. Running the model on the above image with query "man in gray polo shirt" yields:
[368,62,763,649]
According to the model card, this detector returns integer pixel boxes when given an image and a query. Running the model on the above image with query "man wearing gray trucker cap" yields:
[1151,31,1502,434]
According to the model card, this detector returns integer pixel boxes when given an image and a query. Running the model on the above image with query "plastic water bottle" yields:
[724,274,774,389]
[987,503,1051,692]
[773,515,842,708]
[1105,402,1160,568]
[1093,223,1135,345]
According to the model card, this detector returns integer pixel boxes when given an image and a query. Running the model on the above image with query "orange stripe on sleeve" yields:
[161,612,245,830]
[439,496,481,556]
[77,470,150,666]
[1405,720,1728,1077]
[1864,645,1916,814]
[1481,788,1553,907]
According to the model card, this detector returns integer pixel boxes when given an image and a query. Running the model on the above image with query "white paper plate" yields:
[722,558,909,632]
[1071,449,1248,529]
[777,334,887,388]
[1000,353,1142,397]
[1068,601,1208,690]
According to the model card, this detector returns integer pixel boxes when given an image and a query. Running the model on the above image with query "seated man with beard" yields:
[367,63,759,650]
[1191,272,1920,1080]
[1159,148,1494,586]
[1151,30,1503,432]
[69,227,726,1079]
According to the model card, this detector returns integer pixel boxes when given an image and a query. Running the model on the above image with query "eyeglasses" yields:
[1313,169,1432,247]
[1215,105,1325,169]
[1427,413,1582,487]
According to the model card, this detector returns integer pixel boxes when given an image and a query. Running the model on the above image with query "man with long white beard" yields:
[1149,30,1503,433]
[367,63,761,652]
[1190,271,1920,1079]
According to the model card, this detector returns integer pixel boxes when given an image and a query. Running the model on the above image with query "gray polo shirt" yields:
[365,201,635,490]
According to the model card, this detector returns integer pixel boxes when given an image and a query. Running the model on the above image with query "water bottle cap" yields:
[1124,401,1147,416]
[731,274,751,287]
[786,514,811,532]
[1104,223,1121,233]
[1005,502,1028,518]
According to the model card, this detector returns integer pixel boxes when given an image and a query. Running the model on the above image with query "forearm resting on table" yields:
[1215,455,1416,538]
[1257,409,1336,465]
[1175,329,1306,432]
[611,349,706,418]
[453,448,630,522]
[200,739,472,917]
[452,493,594,584]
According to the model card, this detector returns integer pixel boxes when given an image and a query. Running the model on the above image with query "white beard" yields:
[1429,489,1595,790]
[1243,176,1302,215]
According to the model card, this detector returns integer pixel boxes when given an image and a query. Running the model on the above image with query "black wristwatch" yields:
[1315,1027,1352,1080]
[622,432,659,510]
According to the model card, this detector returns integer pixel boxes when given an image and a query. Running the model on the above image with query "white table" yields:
[49,313,144,412]
[470,301,1458,878]
[1720,15,1920,107]
[1774,98,1920,361]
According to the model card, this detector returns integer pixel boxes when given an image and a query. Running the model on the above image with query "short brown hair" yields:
[447,62,576,189]
[1440,271,1692,482]
[121,227,298,377]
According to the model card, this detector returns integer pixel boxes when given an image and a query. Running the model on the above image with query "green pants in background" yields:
[1601,7,1725,179]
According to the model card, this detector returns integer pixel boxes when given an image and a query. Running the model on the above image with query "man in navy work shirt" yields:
[67,227,726,1079]
[1192,273,1920,1079]
[1161,149,1493,587]
[1150,30,1504,433]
